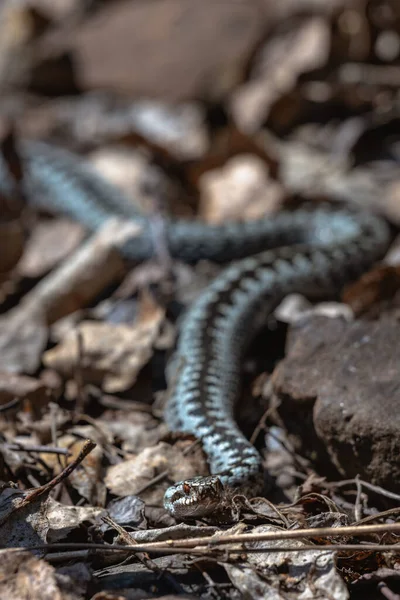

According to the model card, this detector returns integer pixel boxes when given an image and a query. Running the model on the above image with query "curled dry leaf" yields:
[118,100,209,160]
[43,290,165,393]
[199,154,283,223]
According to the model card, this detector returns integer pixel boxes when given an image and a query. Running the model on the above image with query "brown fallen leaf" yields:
[0,371,49,417]
[46,496,105,543]
[20,218,137,325]
[0,220,142,374]
[17,218,86,278]
[231,17,331,133]
[342,264,400,317]
[43,290,165,393]
[0,549,88,600]
[199,154,283,223]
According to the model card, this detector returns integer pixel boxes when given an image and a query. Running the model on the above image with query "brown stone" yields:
[72,0,265,100]
[271,315,400,490]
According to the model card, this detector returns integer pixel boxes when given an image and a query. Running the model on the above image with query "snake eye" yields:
[183,483,191,495]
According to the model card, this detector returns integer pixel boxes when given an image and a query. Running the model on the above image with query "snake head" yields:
[164,476,226,520]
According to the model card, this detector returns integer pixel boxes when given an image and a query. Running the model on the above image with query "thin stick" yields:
[3,444,70,456]
[3,542,400,558]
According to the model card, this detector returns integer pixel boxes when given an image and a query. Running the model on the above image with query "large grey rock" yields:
[271,315,400,490]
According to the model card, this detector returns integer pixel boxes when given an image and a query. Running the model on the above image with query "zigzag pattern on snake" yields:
[0,140,390,519]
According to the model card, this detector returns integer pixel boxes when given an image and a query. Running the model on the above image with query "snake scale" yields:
[0,140,390,519]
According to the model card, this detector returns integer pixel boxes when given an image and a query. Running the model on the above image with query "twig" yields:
[3,541,400,558]
[354,475,363,522]
[101,521,400,553]
[355,508,400,525]
[49,402,64,477]
[253,497,291,528]
[265,427,310,474]
[0,398,20,412]
[74,330,88,416]
[377,581,400,600]
[45,550,90,563]
[331,478,400,503]
[96,393,153,412]
[4,521,400,557]
[3,444,70,456]
[249,404,272,445]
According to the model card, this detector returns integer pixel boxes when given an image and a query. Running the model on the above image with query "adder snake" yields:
[0,140,390,519]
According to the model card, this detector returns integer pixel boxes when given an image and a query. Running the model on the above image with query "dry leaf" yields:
[43,291,165,392]
[0,305,48,374]
[342,265,400,316]
[0,371,48,410]
[199,154,282,223]
[0,485,50,549]
[231,17,331,133]
[18,218,85,278]
[225,524,348,600]
[0,549,87,600]
[46,496,105,543]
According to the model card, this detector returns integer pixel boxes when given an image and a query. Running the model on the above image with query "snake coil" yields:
[0,141,390,519]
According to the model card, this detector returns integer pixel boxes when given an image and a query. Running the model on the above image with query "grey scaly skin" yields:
[0,140,390,520]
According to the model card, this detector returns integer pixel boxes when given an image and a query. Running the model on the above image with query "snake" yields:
[0,140,390,520]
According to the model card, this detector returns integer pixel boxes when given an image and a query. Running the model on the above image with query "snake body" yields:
[0,141,390,519]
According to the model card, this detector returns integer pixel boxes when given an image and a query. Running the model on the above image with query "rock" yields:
[271,314,400,491]
[73,0,265,100]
